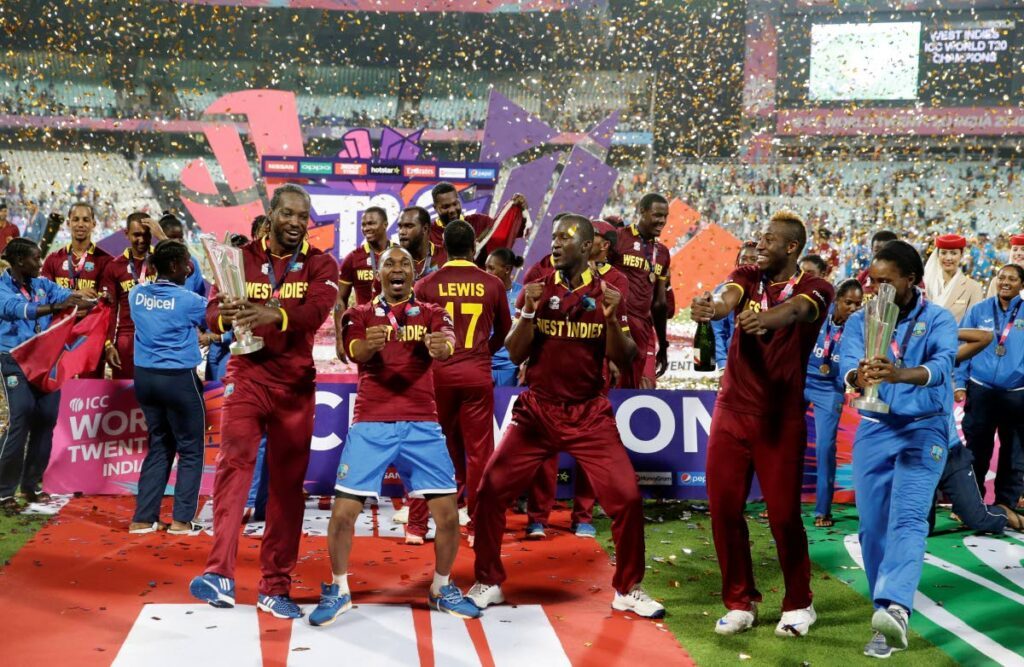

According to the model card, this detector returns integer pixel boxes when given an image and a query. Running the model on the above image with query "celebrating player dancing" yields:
[467,214,665,619]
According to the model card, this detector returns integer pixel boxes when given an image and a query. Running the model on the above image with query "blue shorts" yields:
[334,421,457,499]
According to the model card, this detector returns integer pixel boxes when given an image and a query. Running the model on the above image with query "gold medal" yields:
[996,344,1006,356]
[266,298,281,310]
[649,272,656,283]
[819,364,830,375]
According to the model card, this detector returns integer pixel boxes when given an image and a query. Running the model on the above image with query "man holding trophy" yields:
[840,240,958,659]
[190,184,339,620]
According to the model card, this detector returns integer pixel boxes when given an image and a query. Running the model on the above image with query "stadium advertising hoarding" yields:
[44,380,787,502]
[176,0,591,12]
[746,0,1024,136]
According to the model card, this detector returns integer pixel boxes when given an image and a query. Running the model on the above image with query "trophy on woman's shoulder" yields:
[201,236,264,355]
[852,282,899,414]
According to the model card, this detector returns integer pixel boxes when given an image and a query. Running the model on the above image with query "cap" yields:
[935,234,967,250]
[1011,234,1024,247]
[592,220,618,243]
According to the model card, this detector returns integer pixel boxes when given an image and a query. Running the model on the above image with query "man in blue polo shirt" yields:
[128,239,208,534]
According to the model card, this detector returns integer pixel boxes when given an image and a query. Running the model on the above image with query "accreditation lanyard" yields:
[557,271,600,320]
[889,293,927,368]
[65,245,91,289]
[639,233,659,283]
[127,253,151,286]
[821,315,844,360]
[378,295,412,338]
[13,277,41,333]
[265,246,302,305]
[415,249,434,280]
[993,299,1022,356]
[758,270,802,311]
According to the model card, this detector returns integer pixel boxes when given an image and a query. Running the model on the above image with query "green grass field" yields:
[596,501,957,667]
[0,510,47,567]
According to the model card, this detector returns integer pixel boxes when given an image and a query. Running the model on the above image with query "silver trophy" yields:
[201,236,264,355]
[851,282,900,413]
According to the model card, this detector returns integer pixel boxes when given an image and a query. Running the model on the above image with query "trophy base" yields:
[230,337,264,355]
[851,396,890,414]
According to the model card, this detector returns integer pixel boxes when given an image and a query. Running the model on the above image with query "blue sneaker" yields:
[309,583,352,627]
[526,522,546,539]
[189,574,235,608]
[573,522,597,538]
[430,583,482,619]
[257,593,304,619]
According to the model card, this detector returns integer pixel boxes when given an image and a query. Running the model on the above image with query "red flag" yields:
[477,200,530,258]
[10,303,113,392]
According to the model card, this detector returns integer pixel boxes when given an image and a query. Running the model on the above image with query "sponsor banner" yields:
[403,164,436,179]
[46,382,897,503]
[438,167,466,179]
[261,157,500,184]
[776,107,1024,137]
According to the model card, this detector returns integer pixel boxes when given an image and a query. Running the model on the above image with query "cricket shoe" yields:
[714,603,758,635]
[525,522,546,539]
[864,631,901,659]
[458,506,470,526]
[872,605,909,650]
[393,505,409,524]
[775,604,816,637]
[466,581,505,609]
[309,583,352,627]
[189,574,235,608]
[258,593,304,619]
[612,586,666,618]
[430,584,482,619]
[573,522,597,538]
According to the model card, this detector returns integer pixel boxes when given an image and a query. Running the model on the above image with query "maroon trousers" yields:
[473,391,644,594]
[707,407,812,612]
[111,332,135,380]
[619,317,653,388]
[204,376,314,596]
[408,384,494,537]
[526,456,595,526]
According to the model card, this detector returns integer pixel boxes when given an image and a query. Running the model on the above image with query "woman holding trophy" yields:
[839,240,958,659]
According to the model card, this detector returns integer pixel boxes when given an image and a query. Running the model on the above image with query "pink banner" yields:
[777,107,1024,136]
[43,380,223,496]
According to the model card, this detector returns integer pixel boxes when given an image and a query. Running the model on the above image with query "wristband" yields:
[520,310,536,320]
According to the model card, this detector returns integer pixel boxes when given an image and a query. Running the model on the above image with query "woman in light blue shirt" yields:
[0,238,92,512]
[128,240,207,535]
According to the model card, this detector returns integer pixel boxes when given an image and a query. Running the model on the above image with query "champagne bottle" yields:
[693,320,716,372]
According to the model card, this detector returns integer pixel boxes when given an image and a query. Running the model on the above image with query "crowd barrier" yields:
[44,377,863,502]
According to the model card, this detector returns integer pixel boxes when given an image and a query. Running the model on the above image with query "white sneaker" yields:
[714,603,758,635]
[458,506,470,526]
[393,505,409,524]
[775,604,816,637]
[466,582,505,609]
[611,586,666,618]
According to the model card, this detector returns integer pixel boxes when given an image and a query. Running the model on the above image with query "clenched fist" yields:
[521,282,544,314]
[424,331,452,360]
[364,325,390,353]
[601,282,621,319]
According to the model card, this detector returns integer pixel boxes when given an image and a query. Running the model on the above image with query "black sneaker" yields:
[21,488,51,504]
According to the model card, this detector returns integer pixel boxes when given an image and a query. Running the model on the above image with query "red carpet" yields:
[0,497,689,666]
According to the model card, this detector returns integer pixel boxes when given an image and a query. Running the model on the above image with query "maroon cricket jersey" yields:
[595,262,631,312]
[717,266,834,418]
[415,260,512,387]
[339,241,395,306]
[101,250,157,341]
[428,213,494,248]
[522,254,555,285]
[413,243,447,279]
[341,298,455,423]
[207,238,339,389]
[611,224,670,324]
[517,269,629,403]
[42,243,111,292]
